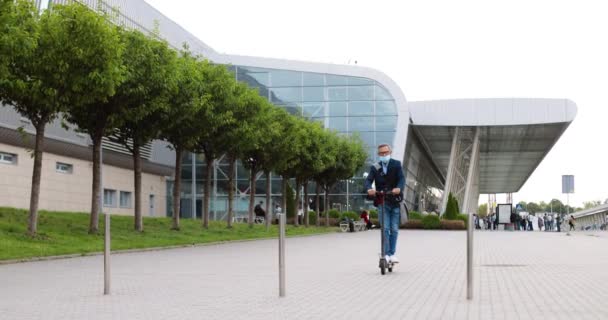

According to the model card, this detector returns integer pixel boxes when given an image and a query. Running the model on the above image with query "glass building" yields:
[175,67,403,219]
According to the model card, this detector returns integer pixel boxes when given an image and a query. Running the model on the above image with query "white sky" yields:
[145,0,608,208]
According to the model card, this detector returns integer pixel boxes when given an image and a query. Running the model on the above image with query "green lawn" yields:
[0,207,336,261]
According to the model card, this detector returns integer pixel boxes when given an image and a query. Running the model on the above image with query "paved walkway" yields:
[1,230,607,320]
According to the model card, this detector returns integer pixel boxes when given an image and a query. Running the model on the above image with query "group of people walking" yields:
[473,212,577,232]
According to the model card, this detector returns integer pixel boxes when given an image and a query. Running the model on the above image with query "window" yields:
[120,191,132,208]
[55,162,73,174]
[270,87,301,103]
[269,70,301,87]
[104,189,117,207]
[348,86,374,100]
[0,152,17,165]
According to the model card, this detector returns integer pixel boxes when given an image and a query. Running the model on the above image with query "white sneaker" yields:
[385,255,390,262]
[390,255,399,263]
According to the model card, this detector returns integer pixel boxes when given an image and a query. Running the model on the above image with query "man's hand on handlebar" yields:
[367,189,376,197]
[392,188,401,195]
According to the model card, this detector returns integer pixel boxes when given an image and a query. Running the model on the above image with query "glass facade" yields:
[172,66,399,218]
[402,127,444,214]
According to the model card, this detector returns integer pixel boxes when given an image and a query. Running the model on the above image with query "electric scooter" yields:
[376,190,395,275]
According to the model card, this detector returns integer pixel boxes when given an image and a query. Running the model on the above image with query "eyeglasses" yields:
[378,151,390,156]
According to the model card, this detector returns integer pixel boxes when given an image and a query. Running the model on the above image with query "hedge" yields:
[328,209,340,219]
[369,210,378,219]
[440,220,465,230]
[455,214,468,225]
[402,219,423,229]
[422,215,441,229]
[341,211,359,220]
[402,218,465,230]
[409,211,423,220]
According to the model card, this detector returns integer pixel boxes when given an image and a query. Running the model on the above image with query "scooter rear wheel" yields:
[388,267,393,272]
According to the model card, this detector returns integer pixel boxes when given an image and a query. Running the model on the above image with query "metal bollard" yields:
[467,213,473,300]
[104,212,111,295]
[279,214,286,297]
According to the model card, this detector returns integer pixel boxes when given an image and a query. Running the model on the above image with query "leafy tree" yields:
[271,115,308,226]
[217,85,265,228]
[583,200,601,210]
[198,63,237,229]
[526,202,541,214]
[160,51,209,230]
[315,134,366,226]
[59,5,127,234]
[109,29,177,232]
[293,125,340,227]
[477,203,488,216]
[1,2,123,235]
[239,101,281,228]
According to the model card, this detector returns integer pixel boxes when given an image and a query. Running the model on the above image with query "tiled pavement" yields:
[1,229,607,320]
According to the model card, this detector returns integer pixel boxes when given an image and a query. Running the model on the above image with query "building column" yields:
[463,128,480,215]
[441,127,460,214]
[440,127,477,215]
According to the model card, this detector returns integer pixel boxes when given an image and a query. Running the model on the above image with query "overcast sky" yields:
[145,0,607,208]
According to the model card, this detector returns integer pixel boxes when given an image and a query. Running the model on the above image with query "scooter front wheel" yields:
[379,258,387,275]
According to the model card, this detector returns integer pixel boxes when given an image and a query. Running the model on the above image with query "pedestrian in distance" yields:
[569,215,576,231]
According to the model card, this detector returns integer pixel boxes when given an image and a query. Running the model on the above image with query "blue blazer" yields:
[364,158,405,193]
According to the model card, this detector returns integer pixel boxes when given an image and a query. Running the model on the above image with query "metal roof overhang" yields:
[408,98,577,194]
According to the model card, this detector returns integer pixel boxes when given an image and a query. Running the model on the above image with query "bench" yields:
[339,219,367,232]
[232,216,265,224]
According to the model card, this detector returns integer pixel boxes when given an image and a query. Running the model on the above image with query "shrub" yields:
[403,219,423,229]
[341,211,359,220]
[328,209,340,219]
[369,210,378,219]
[444,193,459,220]
[409,211,423,220]
[454,214,469,226]
[308,211,317,225]
[422,215,441,229]
[440,220,465,230]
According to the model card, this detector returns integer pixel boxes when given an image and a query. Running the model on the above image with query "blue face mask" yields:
[379,155,390,164]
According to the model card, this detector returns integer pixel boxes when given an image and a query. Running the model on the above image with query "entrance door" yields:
[149,194,155,216]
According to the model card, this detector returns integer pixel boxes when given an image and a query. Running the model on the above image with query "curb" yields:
[0,230,337,265]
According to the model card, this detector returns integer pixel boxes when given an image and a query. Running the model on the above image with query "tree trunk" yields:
[226,155,235,228]
[248,165,256,228]
[89,132,103,234]
[171,146,182,230]
[27,122,46,236]
[282,177,287,223]
[294,178,300,226]
[325,186,330,227]
[265,170,271,230]
[304,182,309,227]
[315,182,321,227]
[133,142,143,232]
[203,156,213,229]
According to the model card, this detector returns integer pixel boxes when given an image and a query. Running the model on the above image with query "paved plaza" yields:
[1,229,607,320]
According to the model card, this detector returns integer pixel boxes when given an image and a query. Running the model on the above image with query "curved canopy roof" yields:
[409,98,577,193]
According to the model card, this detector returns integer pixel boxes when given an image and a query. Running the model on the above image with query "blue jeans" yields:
[380,203,400,256]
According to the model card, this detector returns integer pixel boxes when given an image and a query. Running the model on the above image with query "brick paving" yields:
[1,229,607,320]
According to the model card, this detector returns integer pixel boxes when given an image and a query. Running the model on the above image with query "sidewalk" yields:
[1,230,607,319]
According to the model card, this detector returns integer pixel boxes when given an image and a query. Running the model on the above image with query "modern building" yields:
[0,0,577,220]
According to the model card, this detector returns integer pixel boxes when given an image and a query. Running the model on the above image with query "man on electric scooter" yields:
[365,144,405,264]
